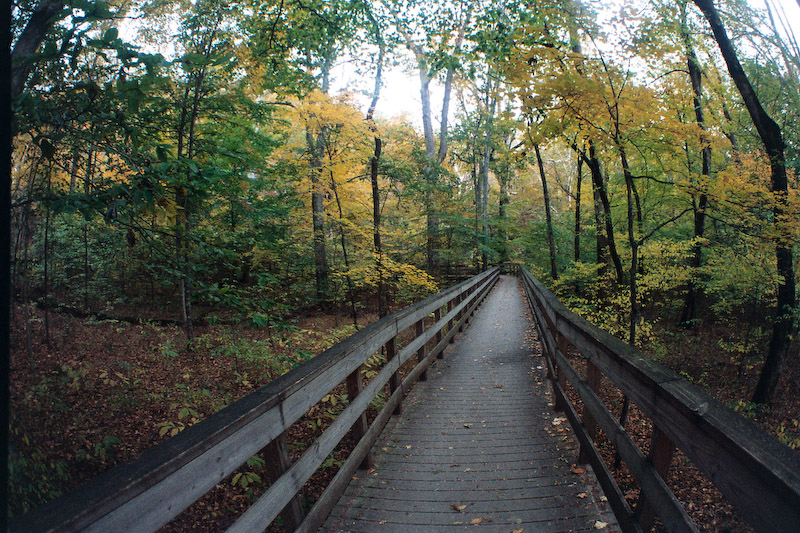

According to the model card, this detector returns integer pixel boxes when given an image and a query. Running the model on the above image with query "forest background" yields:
[6,0,800,528]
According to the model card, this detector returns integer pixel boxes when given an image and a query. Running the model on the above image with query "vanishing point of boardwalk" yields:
[324,276,618,532]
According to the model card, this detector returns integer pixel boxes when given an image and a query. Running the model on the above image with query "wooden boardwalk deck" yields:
[323,276,618,532]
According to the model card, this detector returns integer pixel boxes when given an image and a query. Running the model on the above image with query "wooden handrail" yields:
[519,267,800,532]
[12,268,500,533]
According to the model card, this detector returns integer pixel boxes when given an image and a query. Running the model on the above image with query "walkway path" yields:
[323,276,617,532]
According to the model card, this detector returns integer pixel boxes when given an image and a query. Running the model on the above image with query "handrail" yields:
[13,268,501,532]
[519,266,800,532]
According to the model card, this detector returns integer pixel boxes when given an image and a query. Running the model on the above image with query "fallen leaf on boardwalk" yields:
[600,496,608,502]
[451,504,467,512]
[464,423,472,428]
[402,454,411,458]
[594,521,608,529]
[494,383,504,388]
[406,445,412,449]
[470,518,483,525]
[381,447,388,452]
[512,529,524,533]
[379,520,387,525]
[577,492,587,499]
[367,468,376,475]
[570,465,586,475]
[464,467,471,472]
[552,417,567,426]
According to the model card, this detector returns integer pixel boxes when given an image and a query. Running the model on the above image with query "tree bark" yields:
[11,0,64,99]
[586,143,624,283]
[534,144,558,280]
[692,0,796,405]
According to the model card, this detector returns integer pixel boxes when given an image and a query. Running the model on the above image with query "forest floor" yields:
[8,297,800,531]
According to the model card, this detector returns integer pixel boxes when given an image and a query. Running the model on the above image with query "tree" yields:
[692,0,797,405]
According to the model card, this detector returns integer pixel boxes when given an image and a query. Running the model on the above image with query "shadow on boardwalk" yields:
[324,276,618,532]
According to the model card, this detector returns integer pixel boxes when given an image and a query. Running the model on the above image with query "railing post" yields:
[579,360,602,464]
[458,294,465,332]
[386,336,401,415]
[447,300,455,343]
[553,332,569,412]
[434,308,444,357]
[416,318,427,381]
[635,425,675,531]
[346,366,372,469]
[264,432,305,530]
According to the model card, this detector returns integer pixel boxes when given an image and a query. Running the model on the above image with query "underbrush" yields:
[7,304,373,521]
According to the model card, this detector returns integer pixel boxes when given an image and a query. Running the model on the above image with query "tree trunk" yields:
[366,7,388,318]
[679,1,711,327]
[329,171,358,326]
[478,77,496,271]
[308,128,329,303]
[10,0,64,99]
[574,156,582,262]
[587,143,624,283]
[534,144,558,280]
[692,0,796,405]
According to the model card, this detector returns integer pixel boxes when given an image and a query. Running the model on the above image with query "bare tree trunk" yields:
[534,144,558,280]
[692,0,796,405]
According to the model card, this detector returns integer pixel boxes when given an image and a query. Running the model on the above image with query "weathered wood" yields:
[521,268,800,532]
[346,368,372,469]
[13,269,499,533]
[297,371,406,533]
[554,333,569,412]
[263,432,305,530]
[552,344,696,532]
[550,364,640,533]
[415,319,427,381]
[434,308,443,357]
[636,426,675,531]
[580,360,602,464]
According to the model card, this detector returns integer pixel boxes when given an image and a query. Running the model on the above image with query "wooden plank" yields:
[233,271,501,532]
[522,271,800,532]
[297,372,406,533]
[551,344,698,531]
[263,432,305,529]
[14,270,498,533]
[416,319,427,381]
[549,368,640,533]
[346,368,372,469]
[580,360,602,464]
[635,426,675,531]
[434,308,443,357]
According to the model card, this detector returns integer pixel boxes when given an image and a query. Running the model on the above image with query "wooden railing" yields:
[13,268,500,533]
[519,267,800,532]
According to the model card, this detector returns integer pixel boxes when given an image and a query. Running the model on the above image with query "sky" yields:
[330,0,800,130]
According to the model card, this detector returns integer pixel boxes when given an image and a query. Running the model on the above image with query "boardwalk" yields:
[324,276,617,532]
